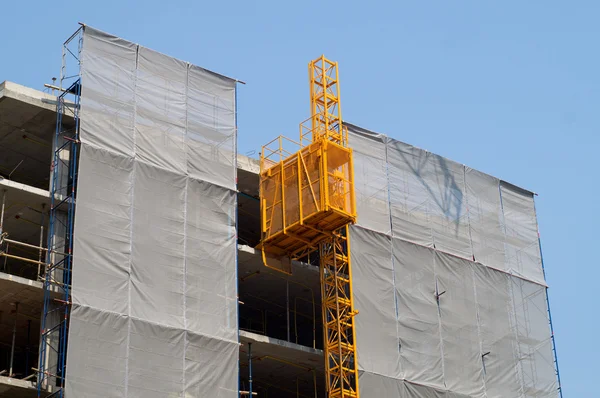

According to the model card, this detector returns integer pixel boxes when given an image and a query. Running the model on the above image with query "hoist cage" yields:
[259,134,356,273]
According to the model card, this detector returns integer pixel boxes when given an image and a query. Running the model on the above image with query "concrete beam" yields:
[239,330,324,397]
[237,153,259,175]
[0,179,50,201]
[0,81,57,113]
[0,273,44,350]
[240,330,322,358]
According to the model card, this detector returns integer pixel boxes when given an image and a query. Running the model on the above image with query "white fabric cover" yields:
[387,138,434,248]
[350,226,400,379]
[511,277,559,397]
[465,167,506,272]
[349,125,548,284]
[393,238,443,389]
[68,26,238,398]
[353,228,558,398]
[386,138,471,260]
[348,124,390,235]
[435,252,484,397]
[473,265,522,397]
[501,182,546,285]
[347,125,559,397]
[78,28,137,157]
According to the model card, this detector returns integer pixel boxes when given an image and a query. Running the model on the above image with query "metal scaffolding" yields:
[0,189,47,282]
[37,25,83,398]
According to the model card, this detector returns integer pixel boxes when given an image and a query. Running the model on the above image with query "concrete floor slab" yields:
[240,330,324,397]
[238,245,322,352]
[0,272,44,349]
[0,375,50,398]
[0,82,66,190]
[237,153,259,175]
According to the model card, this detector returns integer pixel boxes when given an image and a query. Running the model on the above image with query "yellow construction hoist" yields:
[258,56,359,398]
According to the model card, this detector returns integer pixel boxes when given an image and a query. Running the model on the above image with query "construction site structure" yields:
[259,56,359,397]
[0,24,563,398]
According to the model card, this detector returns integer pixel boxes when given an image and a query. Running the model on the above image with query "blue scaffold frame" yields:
[37,25,83,398]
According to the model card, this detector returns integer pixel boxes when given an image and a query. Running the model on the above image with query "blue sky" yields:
[1,1,597,395]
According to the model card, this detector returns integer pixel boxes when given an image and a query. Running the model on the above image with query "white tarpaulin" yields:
[347,124,390,235]
[347,125,559,397]
[347,124,549,284]
[350,226,400,379]
[465,167,506,273]
[68,26,238,398]
[387,138,472,260]
[352,228,558,398]
[500,182,546,285]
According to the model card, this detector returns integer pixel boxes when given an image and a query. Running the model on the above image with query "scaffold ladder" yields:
[38,26,83,398]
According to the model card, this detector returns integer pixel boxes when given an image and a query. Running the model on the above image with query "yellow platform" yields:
[259,136,355,273]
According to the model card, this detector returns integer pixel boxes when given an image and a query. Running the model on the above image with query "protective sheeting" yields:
[71,144,132,314]
[78,27,137,157]
[393,238,443,389]
[67,307,238,398]
[347,124,546,285]
[501,182,546,286]
[185,180,237,341]
[350,226,400,379]
[68,26,238,397]
[352,227,558,397]
[347,126,557,397]
[347,124,390,235]
[134,47,188,174]
[473,265,521,398]
[426,154,471,260]
[387,138,434,248]
[79,26,236,190]
[187,64,237,188]
[358,372,478,398]
[511,277,558,397]
[66,306,128,397]
[130,162,187,328]
[465,167,506,272]
[435,252,484,397]
[185,332,239,397]
[358,372,406,397]
[387,139,471,260]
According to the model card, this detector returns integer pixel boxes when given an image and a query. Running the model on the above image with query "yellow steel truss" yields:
[320,226,359,397]
[258,55,359,397]
[305,56,346,146]
[309,56,359,398]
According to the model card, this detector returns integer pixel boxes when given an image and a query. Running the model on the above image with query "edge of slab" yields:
[239,329,322,356]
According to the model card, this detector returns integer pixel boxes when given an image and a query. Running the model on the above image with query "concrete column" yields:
[9,302,19,377]
[0,189,6,236]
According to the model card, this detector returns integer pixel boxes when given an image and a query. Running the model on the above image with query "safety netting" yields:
[348,123,558,398]
[67,26,238,397]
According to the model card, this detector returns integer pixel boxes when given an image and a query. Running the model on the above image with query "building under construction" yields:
[0,25,562,398]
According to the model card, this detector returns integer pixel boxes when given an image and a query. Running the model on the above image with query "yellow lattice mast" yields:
[259,55,359,397]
